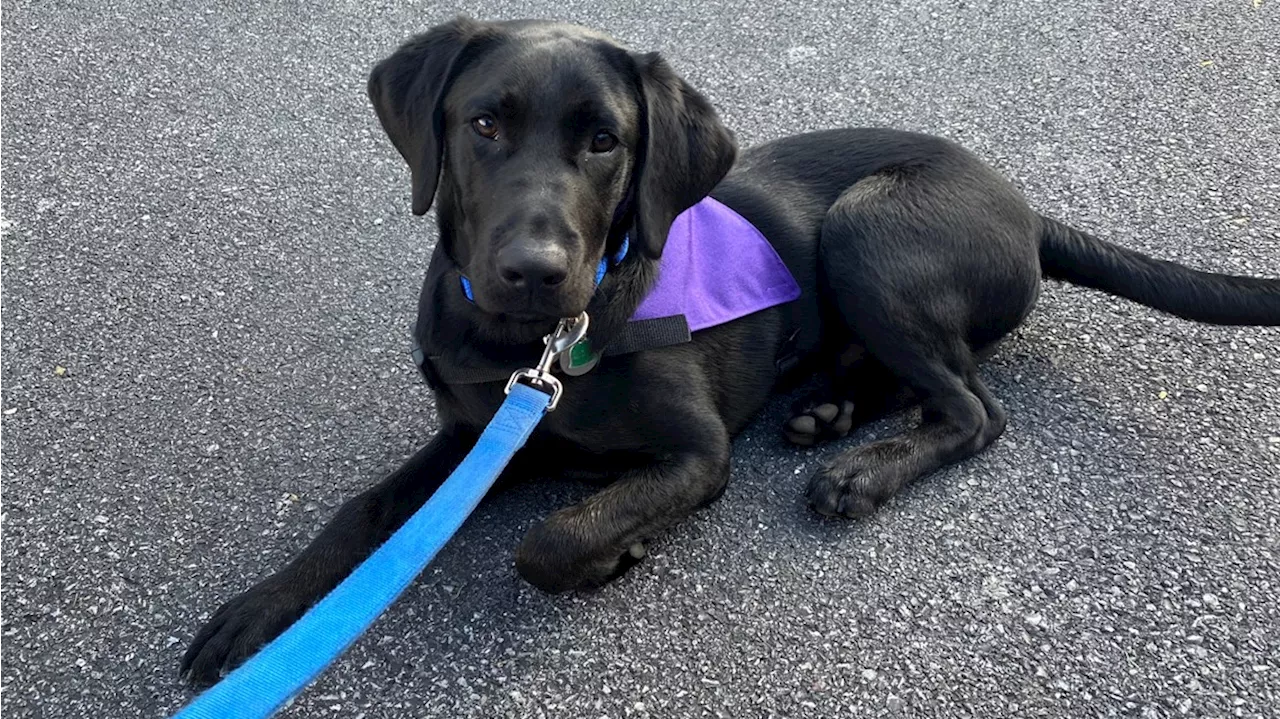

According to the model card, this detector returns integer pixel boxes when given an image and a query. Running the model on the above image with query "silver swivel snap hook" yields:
[504,312,590,412]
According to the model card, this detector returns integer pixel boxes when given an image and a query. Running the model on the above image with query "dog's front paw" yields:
[515,509,645,593]
[180,577,309,687]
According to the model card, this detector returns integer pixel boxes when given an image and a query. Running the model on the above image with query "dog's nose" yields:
[496,244,569,289]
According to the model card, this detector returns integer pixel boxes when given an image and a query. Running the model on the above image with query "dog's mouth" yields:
[471,281,595,326]
[498,310,564,324]
[485,298,592,327]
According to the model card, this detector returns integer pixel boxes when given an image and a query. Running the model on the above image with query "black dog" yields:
[181,17,1280,685]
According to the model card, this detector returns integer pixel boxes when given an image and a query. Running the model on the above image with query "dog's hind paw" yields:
[806,463,880,518]
[783,400,855,446]
[804,439,916,518]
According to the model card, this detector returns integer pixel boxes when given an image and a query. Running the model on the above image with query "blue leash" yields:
[172,314,590,719]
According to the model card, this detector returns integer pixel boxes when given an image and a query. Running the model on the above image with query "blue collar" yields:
[459,235,630,303]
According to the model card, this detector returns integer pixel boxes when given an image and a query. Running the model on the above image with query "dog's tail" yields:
[1037,216,1280,326]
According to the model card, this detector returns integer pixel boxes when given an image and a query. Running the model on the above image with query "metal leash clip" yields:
[505,312,590,412]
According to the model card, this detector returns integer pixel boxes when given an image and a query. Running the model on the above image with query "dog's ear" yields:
[367,16,491,216]
[629,52,737,258]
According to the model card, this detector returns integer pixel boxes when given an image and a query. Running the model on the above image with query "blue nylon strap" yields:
[172,383,553,719]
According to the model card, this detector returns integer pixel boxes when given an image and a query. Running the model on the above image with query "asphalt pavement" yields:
[3,1,1278,717]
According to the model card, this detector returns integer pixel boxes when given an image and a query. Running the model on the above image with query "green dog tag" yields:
[559,338,600,376]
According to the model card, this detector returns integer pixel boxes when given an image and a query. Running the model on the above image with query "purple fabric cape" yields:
[629,196,800,331]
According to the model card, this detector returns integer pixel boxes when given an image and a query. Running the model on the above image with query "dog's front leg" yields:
[514,423,730,594]
[181,428,475,685]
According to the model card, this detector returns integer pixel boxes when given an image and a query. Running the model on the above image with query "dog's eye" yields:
[589,130,618,153]
[472,115,498,140]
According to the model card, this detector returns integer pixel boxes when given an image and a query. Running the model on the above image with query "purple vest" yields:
[630,196,800,330]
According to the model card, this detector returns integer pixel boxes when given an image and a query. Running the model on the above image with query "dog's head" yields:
[367,17,737,322]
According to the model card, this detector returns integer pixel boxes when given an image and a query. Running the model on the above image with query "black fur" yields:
[181,17,1280,686]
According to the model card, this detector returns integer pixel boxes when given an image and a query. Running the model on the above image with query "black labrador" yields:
[181,17,1280,684]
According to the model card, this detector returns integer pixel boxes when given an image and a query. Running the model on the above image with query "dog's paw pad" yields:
[831,401,855,434]
[784,415,820,445]
[783,400,856,446]
[812,403,840,423]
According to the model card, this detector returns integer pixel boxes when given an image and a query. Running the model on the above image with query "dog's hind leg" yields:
[803,167,1034,517]
[804,337,1006,517]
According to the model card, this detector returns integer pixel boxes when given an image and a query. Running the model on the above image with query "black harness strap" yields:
[599,316,692,357]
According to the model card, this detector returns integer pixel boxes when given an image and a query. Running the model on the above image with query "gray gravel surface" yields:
[3,1,1279,717]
